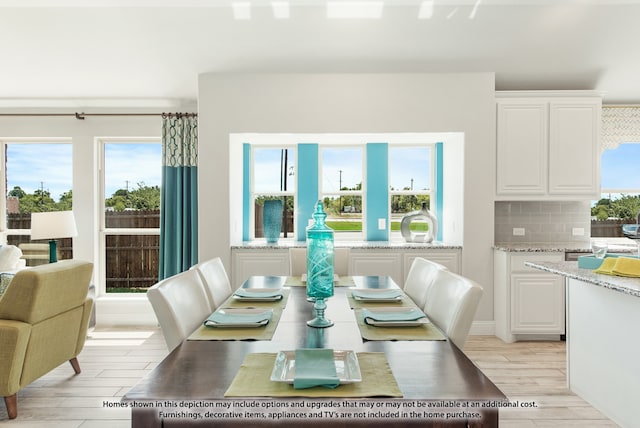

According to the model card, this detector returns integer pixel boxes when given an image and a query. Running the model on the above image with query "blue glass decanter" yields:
[306,200,334,328]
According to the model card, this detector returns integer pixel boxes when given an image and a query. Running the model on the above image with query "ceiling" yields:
[1,0,640,107]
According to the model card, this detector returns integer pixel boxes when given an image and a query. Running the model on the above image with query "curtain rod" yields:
[0,112,197,120]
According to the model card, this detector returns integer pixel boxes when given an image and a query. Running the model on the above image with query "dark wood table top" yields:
[123,276,505,427]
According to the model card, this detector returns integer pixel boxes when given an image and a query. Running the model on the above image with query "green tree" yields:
[17,189,57,213]
[105,183,160,211]
[57,190,73,211]
[611,194,640,220]
[129,184,160,210]
[8,186,26,199]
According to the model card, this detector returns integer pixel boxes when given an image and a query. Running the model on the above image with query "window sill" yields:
[231,240,462,250]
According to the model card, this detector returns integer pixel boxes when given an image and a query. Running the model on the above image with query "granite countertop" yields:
[493,243,593,253]
[525,260,640,298]
[494,240,637,254]
[231,240,462,250]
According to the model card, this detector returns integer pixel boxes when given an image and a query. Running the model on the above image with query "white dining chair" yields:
[147,269,211,352]
[190,257,233,310]
[403,257,448,309]
[423,269,483,349]
[289,247,351,276]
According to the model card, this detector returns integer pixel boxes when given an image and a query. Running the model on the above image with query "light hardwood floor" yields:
[0,329,619,427]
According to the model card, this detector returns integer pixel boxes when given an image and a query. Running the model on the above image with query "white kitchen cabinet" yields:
[231,246,462,290]
[402,250,461,281]
[511,273,565,333]
[548,101,600,195]
[496,101,548,195]
[349,250,403,285]
[496,91,601,200]
[230,248,289,288]
[494,250,565,342]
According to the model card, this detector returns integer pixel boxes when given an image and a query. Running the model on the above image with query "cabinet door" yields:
[403,251,461,284]
[548,101,601,196]
[496,102,548,195]
[231,250,289,288]
[350,251,403,286]
[511,273,565,334]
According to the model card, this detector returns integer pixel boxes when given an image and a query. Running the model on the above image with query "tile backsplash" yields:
[495,201,591,244]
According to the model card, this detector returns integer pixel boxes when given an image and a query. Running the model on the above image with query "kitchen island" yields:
[526,260,640,428]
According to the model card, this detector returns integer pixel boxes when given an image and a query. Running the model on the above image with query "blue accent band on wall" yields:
[297,144,319,241]
[435,142,444,241]
[242,143,251,241]
[366,143,389,241]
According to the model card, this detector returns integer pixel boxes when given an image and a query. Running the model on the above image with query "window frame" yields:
[99,137,161,295]
[249,145,297,241]
[388,144,435,241]
[245,140,438,243]
[0,137,73,243]
[319,145,365,239]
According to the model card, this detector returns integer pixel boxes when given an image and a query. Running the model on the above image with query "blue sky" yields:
[9,142,635,203]
[601,143,640,190]
[7,143,161,201]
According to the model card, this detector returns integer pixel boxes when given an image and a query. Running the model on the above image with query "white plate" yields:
[204,308,272,328]
[232,288,284,302]
[363,307,430,327]
[270,350,362,384]
[352,289,403,302]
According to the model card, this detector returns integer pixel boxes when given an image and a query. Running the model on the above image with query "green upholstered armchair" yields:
[0,260,94,420]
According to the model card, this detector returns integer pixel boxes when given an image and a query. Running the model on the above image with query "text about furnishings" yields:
[106,398,537,422]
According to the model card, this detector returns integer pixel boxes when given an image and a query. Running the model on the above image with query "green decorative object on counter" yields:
[306,200,334,328]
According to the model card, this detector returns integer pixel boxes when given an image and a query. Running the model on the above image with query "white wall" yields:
[197,73,497,322]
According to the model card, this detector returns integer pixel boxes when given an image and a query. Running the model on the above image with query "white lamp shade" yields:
[30,211,78,240]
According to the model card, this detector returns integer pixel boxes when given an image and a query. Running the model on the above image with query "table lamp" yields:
[30,211,78,263]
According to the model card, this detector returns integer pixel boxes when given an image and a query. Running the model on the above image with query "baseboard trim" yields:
[95,295,158,327]
[469,320,495,336]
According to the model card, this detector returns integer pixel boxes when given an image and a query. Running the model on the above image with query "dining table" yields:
[123,276,506,427]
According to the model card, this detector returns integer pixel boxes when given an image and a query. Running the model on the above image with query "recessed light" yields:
[271,1,290,19]
[327,1,384,19]
[469,0,482,19]
[232,1,251,20]
[419,0,434,19]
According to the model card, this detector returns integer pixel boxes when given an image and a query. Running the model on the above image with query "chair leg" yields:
[4,394,17,419]
[69,357,81,374]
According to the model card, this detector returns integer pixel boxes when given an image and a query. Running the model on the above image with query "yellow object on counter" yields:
[594,257,640,278]
[611,257,640,278]
[593,257,617,275]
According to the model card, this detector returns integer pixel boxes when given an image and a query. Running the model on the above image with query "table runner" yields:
[224,352,403,398]
[284,276,355,287]
[188,306,284,341]
[353,309,446,341]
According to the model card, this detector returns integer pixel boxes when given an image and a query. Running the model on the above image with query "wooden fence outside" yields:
[590,219,630,237]
[8,211,160,292]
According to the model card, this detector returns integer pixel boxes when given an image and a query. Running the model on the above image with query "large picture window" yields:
[101,139,161,293]
[245,139,438,243]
